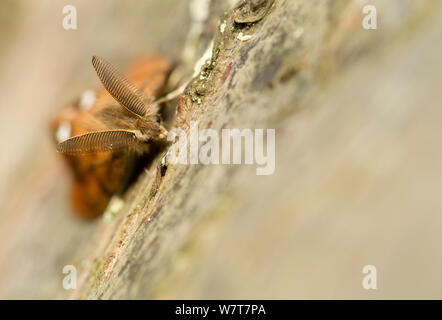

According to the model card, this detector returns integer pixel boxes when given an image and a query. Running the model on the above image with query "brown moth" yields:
[51,54,173,219]
[58,55,169,155]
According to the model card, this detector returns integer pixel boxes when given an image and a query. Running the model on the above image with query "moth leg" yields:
[150,82,187,127]
[152,82,187,106]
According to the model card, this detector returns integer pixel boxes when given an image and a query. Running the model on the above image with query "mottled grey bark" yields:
[1,0,442,299]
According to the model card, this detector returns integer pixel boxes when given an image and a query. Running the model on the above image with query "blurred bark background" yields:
[1,0,442,299]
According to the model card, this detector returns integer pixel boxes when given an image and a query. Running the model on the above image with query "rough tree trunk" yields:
[1,0,442,299]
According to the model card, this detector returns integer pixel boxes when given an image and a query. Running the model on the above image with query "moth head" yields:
[137,117,168,142]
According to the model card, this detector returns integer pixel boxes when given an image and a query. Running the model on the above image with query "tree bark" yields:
[1,0,441,299]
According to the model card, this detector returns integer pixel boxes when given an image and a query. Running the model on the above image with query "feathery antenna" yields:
[57,130,137,155]
[92,55,151,118]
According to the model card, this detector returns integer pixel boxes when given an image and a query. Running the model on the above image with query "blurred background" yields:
[1,0,442,299]
[0,0,191,298]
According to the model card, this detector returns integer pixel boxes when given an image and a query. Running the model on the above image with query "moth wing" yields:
[92,55,152,118]
[57,129,137,155]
